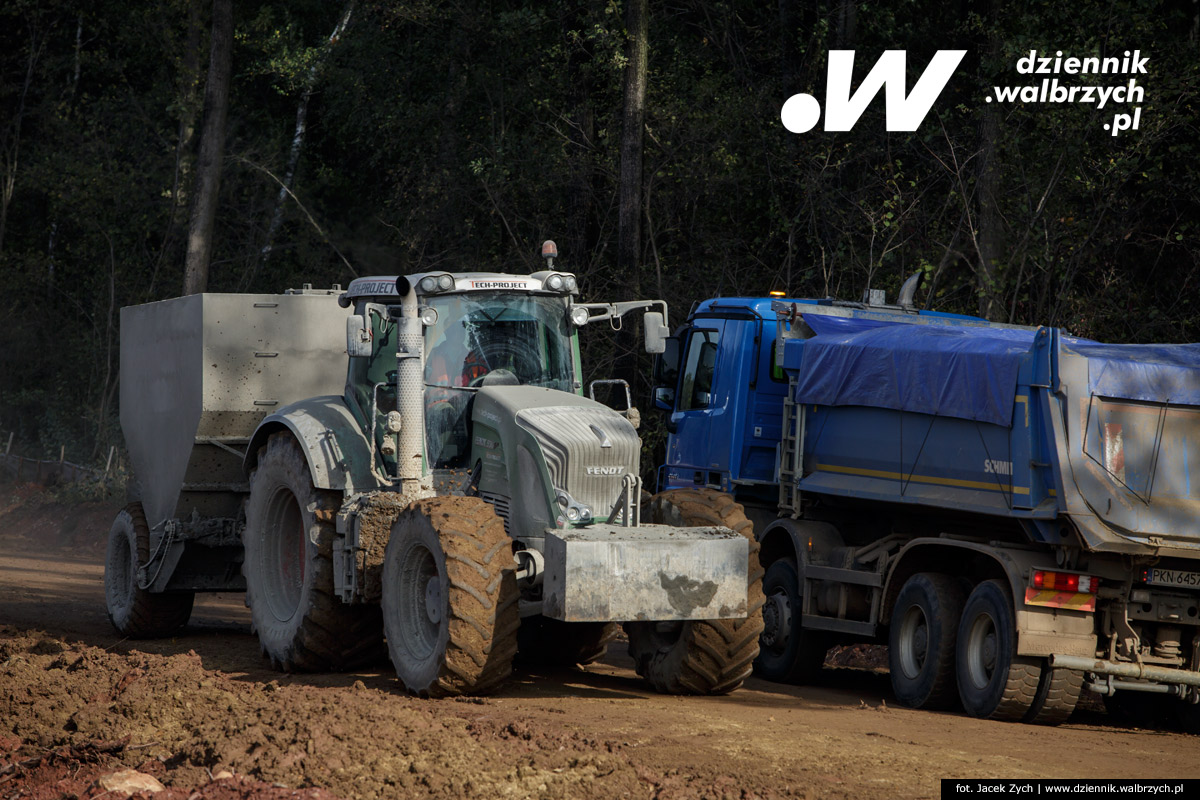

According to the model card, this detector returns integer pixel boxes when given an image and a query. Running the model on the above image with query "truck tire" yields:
[517,618,620,668]
[755,558,831,683]
[888,572,964,709]
[243,432,383,672]
[1024,666,1083,725]
[104,503,194,637]
[624,489,765,695]
[956,579,1041,721]
[381,496,520,697]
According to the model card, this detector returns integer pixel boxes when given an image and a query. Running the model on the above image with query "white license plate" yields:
[1145,568,1200,588]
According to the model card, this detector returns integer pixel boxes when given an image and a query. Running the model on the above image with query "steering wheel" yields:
[469,368,518,388]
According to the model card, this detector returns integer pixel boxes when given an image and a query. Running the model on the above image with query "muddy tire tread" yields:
[627,489,765,695]
[1024,667,1083,725]
[244,432,383,673]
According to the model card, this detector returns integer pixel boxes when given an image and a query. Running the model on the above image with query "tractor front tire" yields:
[243,432,383,672]
[381,496,520,697]
[104,503,194,637]
[624,489,765,695]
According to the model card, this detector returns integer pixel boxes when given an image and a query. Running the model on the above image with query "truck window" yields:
[679,329,720,411]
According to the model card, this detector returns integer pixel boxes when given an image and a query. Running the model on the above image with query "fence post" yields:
[4,432,12,457]
[105,446,115,477]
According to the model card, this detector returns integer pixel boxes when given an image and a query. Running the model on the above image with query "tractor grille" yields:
[479,491,512,536]
[515,406,640,519]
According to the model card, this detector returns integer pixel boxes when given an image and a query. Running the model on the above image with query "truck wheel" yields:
[888,572,963,709]
[104,503,194,637]
[755,558,830,683]
[624,489,765,695]
[956,579,1041,721]
[1024,666,1083,725]
[517,618,620,667]
[243,432,383,672]
[381,497,520,697]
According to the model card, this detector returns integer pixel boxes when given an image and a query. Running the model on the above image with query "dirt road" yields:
[2,489,1197,799]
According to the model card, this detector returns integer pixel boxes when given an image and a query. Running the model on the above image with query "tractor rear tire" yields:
[243,432,383,672]
[104,503,194,637]
[517,618,620,668]
[624,489,765,695]
[381,497,520,697]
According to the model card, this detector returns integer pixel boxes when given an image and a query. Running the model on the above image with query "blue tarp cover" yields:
[793,313,1200,426]
[1071,341,1200,406]
[793,314,1037,427]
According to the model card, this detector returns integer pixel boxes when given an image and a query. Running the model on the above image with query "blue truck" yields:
[653,287,1200,727]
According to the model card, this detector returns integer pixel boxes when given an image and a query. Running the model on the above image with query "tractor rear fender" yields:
[244,395,378,493]
[882,538,1097,659]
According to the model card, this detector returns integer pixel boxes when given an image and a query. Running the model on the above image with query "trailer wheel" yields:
[956,579,1041,720]
[381,497,520,697]
[243,432,383,672]
[888,572,963,709]
[104,503,194,637]
[624,489,765,695]
[517,618,620,668]
[1024,666,1083,725]
[755,558,831,683]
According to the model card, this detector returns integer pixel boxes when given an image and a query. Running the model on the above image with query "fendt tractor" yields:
[653,277,1200,729]
[104,243,762,697]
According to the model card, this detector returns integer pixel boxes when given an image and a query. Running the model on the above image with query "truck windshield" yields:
[424,293,576,392]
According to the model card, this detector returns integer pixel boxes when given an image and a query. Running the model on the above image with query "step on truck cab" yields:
[655,283,1200,728]
[106,245,762,697]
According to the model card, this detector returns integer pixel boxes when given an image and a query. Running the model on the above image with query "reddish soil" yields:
[1,482,1198,800]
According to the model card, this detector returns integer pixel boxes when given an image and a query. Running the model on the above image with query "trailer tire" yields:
[104,503,194,637]
[755,558,831,683]
[382,497,520,697]
[1024,666,1083,725]
[888,572,964,709]
[956,579,1041,721]
[624,489,765,695]
[517,619,620,668]
[243,432,383,672]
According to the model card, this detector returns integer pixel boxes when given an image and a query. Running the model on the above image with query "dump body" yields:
[784,313,1200,558]
[120,289,349,533]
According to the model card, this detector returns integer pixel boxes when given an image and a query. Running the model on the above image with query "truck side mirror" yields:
[643,311,669,354]
[346,315,372,357]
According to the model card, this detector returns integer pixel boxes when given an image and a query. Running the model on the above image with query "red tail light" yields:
[1032,570,1096,594]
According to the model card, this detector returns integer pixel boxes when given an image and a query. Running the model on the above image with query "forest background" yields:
[1,0,1197,474]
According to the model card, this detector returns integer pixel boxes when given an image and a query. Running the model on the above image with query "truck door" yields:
[667,321,729,487]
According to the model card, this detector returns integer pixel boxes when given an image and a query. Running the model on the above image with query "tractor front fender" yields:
[244,395,378,493]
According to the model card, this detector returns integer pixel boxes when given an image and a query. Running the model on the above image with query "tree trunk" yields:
[617,0,648,290]
[183,0,233,295]
[258,2,355,272]
[564,0,598,271]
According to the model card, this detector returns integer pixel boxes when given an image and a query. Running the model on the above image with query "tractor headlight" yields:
[569,306,590,327]
[546,274,564,291]
[564,275,577,293]
[437,274,454,291]
[419,276,438,293]
[418,306,439,326]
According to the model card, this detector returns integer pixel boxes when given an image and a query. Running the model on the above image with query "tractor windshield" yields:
[424,293,577,392]
[423,292,578,469]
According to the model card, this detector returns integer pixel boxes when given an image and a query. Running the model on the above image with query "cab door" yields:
[665,320,728,487]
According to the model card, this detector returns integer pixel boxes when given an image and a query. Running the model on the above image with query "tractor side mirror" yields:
[643,311,669,354]
[346,315,372,357]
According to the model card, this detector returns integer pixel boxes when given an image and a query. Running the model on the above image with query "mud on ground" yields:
[1,484,1198,800]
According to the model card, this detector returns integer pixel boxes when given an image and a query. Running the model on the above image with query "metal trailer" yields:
[106,256,759,698]
[653,287,1200,728]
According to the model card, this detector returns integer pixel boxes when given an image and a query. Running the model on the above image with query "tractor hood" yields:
[470,386,640,532]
